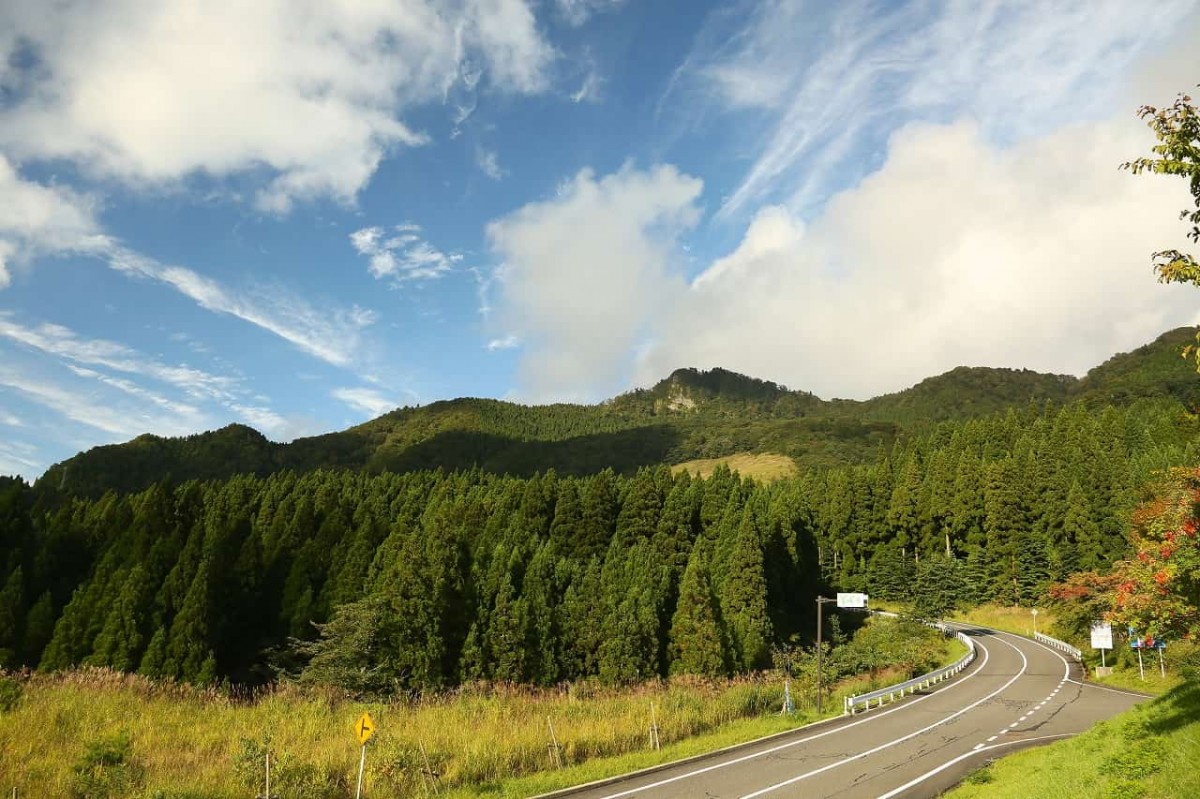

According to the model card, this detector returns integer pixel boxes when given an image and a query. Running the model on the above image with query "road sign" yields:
[1090,621,1113,650]
[354,712,376,745]
[836,592,868,609]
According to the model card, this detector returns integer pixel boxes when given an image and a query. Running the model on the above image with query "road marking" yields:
[1008,722,1019,728]
[1019,715,1029,721]
[986,735,998,742]
[873,735,1075,799]
[736,635,1028,799]
[972,743,984,751]
[588,636,994,799]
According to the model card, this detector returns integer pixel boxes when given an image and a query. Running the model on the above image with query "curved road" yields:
[548,626,1146,799]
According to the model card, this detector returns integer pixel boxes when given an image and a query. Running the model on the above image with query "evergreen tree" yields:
[668,551,728,676]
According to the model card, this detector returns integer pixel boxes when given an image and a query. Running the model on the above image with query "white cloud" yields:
[570,68,603,104]
[230,404,290,438]
[0,314,238,400]
[106,246,376,367]
[0,366,198,438]
[0,438,42,478]
[333,387,397,418]
[486,334,519,351]
[0,155,107,285]
[350,223,462,282]
[555,0,624,26]
[476,146,506,180]
[486,164,702,400]
[638,118,1200,399]
[0,0,555,212]
[65,364,203,420]
[676,0,1199,220]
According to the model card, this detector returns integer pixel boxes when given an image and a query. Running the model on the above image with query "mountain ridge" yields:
[35,327,1200,496]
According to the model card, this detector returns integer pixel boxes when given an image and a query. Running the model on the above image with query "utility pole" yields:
[815,596,837,715]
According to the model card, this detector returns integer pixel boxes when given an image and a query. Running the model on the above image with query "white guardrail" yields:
[1034,631,1082,661]
[843,623,976,715]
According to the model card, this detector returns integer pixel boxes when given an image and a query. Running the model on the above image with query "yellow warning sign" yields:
[354,712,376,745]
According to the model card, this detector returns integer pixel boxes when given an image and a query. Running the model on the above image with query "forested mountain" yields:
[36,328,1200,499]
[2,328,1197,691]
[1,366,1198,689]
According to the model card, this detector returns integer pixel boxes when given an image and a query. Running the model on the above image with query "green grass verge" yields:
[945,677,1200,799]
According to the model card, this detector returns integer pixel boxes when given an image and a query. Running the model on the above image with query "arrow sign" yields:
[355,712,376,746]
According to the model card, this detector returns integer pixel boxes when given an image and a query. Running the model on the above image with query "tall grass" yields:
[0,632,962,798]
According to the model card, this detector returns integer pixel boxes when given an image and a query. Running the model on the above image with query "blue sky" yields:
[2,0,1200,478]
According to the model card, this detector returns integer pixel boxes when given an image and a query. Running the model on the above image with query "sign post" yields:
[1031,608,1039,637]
[1130,636,1145,681]
[354,712,376,799]
[1090,621,1113,670]
[814,596,839,715]
[814,594,868,716]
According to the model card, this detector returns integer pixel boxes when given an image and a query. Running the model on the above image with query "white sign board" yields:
[1090,621,1113,650]
[836,592,868,609]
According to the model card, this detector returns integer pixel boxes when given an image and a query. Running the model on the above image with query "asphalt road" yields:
[548,626,1147,799]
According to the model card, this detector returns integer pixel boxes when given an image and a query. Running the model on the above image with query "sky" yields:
[2,0,1200,478]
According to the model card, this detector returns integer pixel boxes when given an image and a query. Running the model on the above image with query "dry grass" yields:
[950,604,1056,637]
[0,648,962,799]
[671,453,798,482]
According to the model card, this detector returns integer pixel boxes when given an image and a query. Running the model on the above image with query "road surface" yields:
[547,626,1146,799]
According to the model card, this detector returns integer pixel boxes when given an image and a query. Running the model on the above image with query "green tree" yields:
[1123,89,1200,368]
[911,554,964,622]
[668,550,728,677]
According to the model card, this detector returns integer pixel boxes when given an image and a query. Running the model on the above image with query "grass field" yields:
[671,452,798,482]
[950,604,1055,637]
[0,630,964,799]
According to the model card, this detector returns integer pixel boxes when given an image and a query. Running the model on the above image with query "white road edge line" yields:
[588,635,994,799]
[735,634,1029,799]
[872,734,1075,799]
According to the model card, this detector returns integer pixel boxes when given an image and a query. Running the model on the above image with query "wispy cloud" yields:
[64,364,203,419]
[570,68,603,104]
[0,313,238,400]
[0,314,310,442]
[350,223,462,283]
[670,0,1199,220]
[475,146,507,180]
[0,366,195,438]
[0,438,43,477]
[486,335,520,351]
[332,387,397,419]
[555,0,625,26]
[106,245,376,368]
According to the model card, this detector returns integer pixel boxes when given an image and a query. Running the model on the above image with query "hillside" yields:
[33,327,1200,497]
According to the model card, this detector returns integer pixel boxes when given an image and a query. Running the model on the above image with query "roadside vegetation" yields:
[0,616,961,798]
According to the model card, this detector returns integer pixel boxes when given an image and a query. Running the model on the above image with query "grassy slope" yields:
[0,640,966,798]
[950,605,1057,638]
[671,452,799,482]
[946,679,1200,799]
